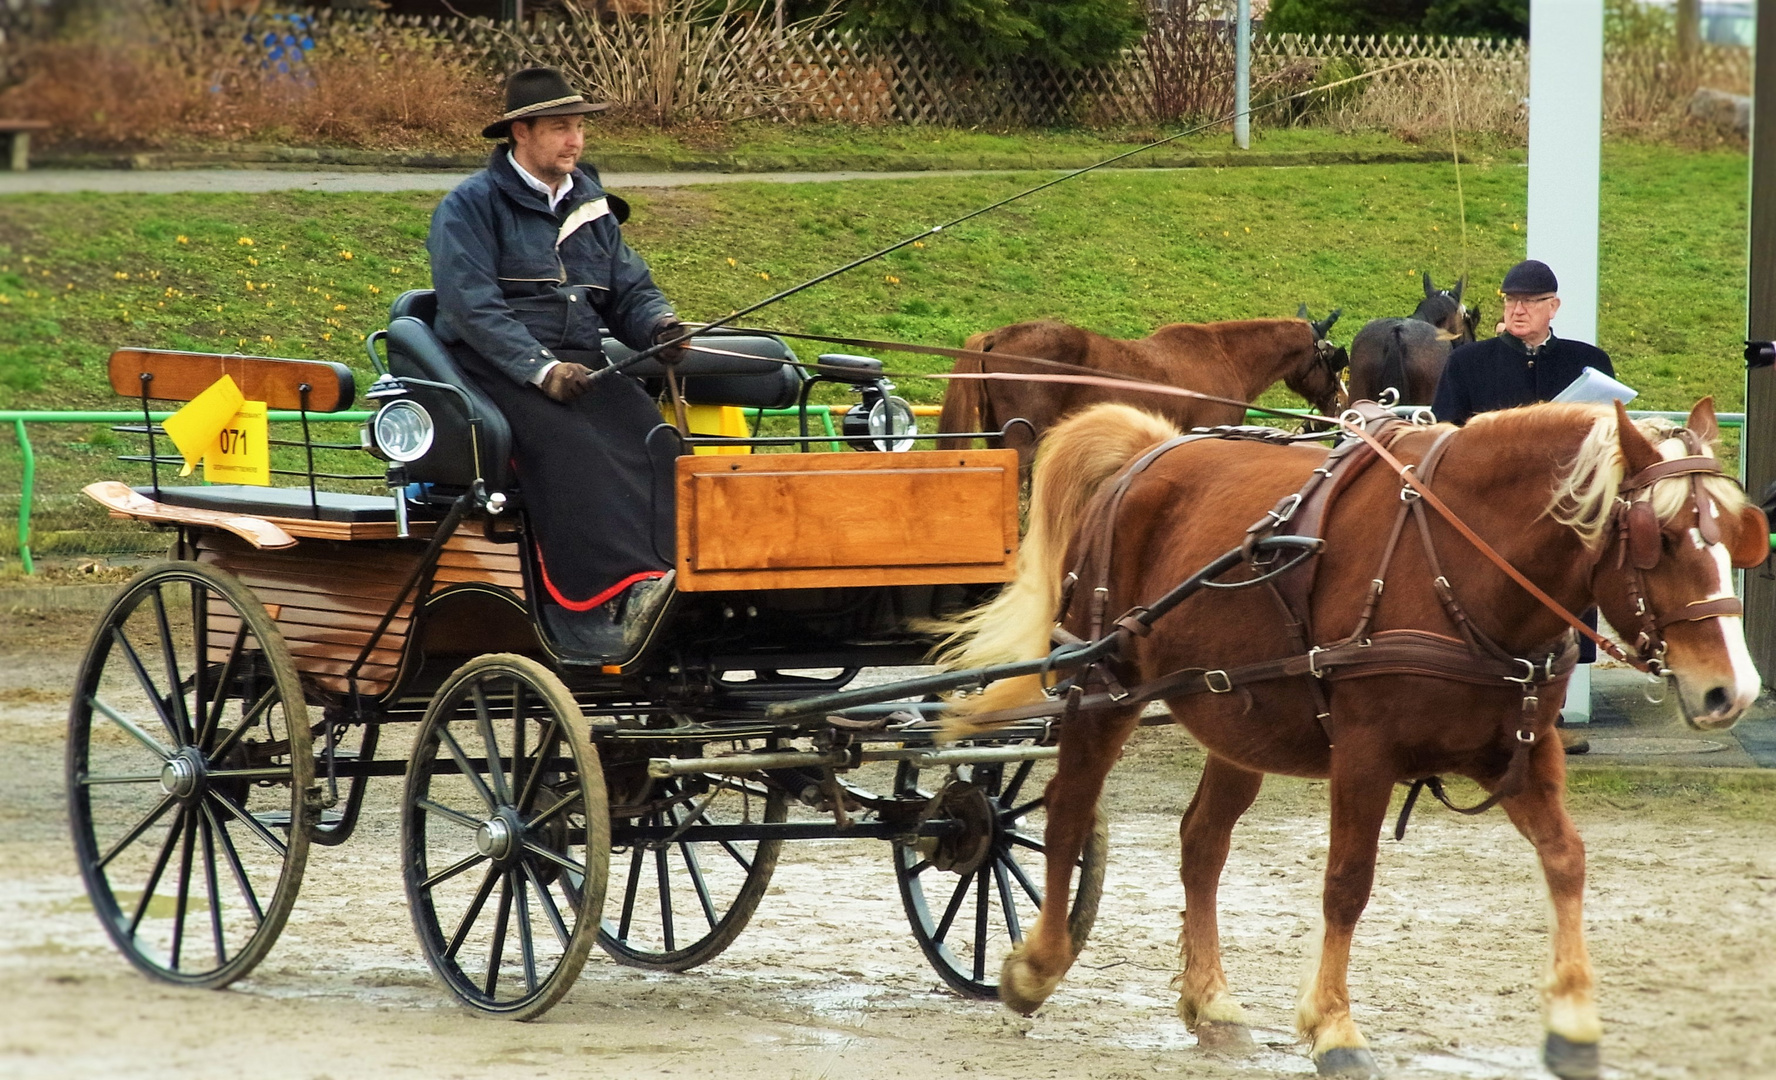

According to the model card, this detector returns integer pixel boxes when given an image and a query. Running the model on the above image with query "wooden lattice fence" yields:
[1,4,1752,134]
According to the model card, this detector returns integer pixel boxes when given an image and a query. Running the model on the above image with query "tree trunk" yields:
[1677,0,1701,59]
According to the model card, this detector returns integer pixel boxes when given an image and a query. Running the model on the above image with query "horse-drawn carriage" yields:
[67,290,1104,1019]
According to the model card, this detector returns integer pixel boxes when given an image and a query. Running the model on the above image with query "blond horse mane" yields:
[1497,405,1751,546]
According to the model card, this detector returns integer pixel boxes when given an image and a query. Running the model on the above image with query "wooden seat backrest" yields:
[109,349,356,412]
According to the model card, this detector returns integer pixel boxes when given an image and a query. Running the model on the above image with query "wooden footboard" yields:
[674,449,1020,592]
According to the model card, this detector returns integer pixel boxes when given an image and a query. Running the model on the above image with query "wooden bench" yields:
[0,120,50,172]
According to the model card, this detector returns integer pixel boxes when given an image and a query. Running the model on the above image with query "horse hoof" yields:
[1195,1020,1257,1054]
[1543,1033,1601,1080]
[1314,1046,1382,1079]
[997,954,1051,1017]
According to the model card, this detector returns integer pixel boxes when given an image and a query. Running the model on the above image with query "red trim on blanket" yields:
[534,549,664,612]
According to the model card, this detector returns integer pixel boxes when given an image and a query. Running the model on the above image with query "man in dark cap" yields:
[1431,259,1614,426]
[1432,259,1613,751]
[428,67,685,638]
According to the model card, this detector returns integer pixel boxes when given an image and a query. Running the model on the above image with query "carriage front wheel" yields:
[892,752,1107,999]
[67,560,314,989]
[402,654,610,1020]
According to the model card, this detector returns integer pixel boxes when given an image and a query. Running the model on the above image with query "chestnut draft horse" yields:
[935,313,1347,457]
[1347,273,1482,405]
[938,398,1766,1079]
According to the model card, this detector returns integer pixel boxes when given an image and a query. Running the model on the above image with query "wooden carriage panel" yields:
[109,349,355,411]
[195,529,525,698]
[675,449,1019,591]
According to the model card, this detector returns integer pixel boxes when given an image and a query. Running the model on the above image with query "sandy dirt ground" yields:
[3,606,1774,1080]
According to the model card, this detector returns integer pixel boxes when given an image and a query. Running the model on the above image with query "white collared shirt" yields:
[508,151,574,212]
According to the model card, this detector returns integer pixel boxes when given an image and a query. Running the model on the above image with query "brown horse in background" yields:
[935,313,1347,457]
[1347,273,1481,405]
[938,398,1765,1079]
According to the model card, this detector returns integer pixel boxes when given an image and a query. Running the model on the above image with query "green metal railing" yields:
[0,407,1753,575]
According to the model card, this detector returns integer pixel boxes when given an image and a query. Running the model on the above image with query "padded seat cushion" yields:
[142,485,402,522]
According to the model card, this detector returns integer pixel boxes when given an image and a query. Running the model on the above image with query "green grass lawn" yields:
[0,137,1752,558]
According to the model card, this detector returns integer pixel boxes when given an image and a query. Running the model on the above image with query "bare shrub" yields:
[517,0,837,125]
[1144,0,1232,124]
[0,2,494,149]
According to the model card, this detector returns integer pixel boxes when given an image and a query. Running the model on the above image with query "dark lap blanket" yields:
[458,346,670,608]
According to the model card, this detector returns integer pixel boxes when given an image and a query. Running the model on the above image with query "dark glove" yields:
[653,321,691,364]
[540,361,595,403]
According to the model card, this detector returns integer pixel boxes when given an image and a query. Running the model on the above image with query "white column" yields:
[1526,0,1605,344]
[1528,0,1604,725]
[1234,0,1252,150]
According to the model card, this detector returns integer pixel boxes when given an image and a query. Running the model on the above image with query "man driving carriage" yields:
[427,66,682,634]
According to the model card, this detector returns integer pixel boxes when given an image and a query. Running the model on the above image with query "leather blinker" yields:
[1626,499,1662,570]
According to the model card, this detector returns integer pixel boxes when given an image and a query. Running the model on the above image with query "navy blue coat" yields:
[1432,333,1614,426]
[427,149,675,386]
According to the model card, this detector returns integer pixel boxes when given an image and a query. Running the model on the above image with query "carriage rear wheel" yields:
[892,752,1106,999]
[67,561,314,989]
[598,747,786,972]
[402,654,609,1020]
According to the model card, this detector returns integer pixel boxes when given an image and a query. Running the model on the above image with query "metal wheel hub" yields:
[474,807,523,863]
[925,780,996,876]
[159,747,206,801]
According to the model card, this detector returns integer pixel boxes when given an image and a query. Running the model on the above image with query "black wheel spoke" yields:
[510,686,528,809]
[198,623,248,752]
[716,839,754,873]
[524,862,572,950]
[89,694,172,762]
[655,842,674,953]
[999,759,1034,807]
[972,866,990,982]
[150,585,192,746]
[169,807,196,969]
[994,858,1023,944]
[417,797,484,833]
[95,794,177,870]
[515,717,560,812]
[469,684,512,807]
[484,873,513,999]
[617,839,645,941]
[204,790,287,857]
[444,864,500,962]
[80,772,164,786]
[525,788,579,831]
[1008,832,1045,855]
[521,838,587,878]
[127,807,186,936]
[1004,796,1045,824]
[199,810,227,965]
[111,626,182,749]
[904,856,933,878]
[421,851,489,891]
[204,802,263,926]
[1004,850,1043,906]
[437,726,498,814]
[932,868,973,945]
[678,841,718,930]
[513,869,538,995]
[208,685,280,763]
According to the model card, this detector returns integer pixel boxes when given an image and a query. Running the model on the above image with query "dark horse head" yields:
[1292,303,1349,418]
[1412,273,1480,344]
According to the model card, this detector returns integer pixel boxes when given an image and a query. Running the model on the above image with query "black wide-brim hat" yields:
[483,67,610,139]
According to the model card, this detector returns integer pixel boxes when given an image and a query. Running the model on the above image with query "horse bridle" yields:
[1606,430,1743,676]
[1311,336,1350,413]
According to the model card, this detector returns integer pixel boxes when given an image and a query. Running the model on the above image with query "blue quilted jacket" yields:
[426,148,676,386]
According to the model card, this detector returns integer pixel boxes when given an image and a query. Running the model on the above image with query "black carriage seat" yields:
[385,290,517,495]
[142,485,402,522]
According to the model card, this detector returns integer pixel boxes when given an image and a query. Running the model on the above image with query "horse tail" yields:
[935,332,990,450]
[935,403,1182,741]
[1380,323,1409,401]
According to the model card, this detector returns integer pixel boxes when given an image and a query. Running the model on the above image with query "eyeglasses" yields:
[1501,295,1557,311]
